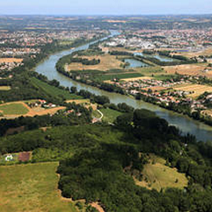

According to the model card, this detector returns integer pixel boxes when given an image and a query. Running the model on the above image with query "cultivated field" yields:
[0,86,11,91]
[0,162,77,212]
[135,154,188,191]
[0,102,29,115]
[96,72,143,81]
[67,54,123,71]
[143,86,167,92]
[31,77,82,100]
[121,76,153,81]
[0,101,65,119]
[0,58,23,63]
[66,99,97,110]
[135,66,164,76]
[172,47,212,58]
[164,64,212,78]
[25,106,66,117]
[66,99,90,104]
[173,83,212,98]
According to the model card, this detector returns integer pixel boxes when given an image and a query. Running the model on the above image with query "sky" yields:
[0,0,212,15]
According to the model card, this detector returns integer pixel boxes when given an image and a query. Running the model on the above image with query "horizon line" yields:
[0,13,212,16]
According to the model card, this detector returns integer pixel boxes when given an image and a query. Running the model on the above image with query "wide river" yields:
[35,30,212,142]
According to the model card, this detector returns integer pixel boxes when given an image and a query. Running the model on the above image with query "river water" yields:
[35,30,212,142]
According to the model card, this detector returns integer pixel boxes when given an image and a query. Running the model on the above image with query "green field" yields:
[0,162,77,212]
[135,155,188,191]
[136,66,164,75]
[100,108,122,123]
[95,73,143,81]
[31,77,82,100]
[0,103,29,115]
[153,74,176,81]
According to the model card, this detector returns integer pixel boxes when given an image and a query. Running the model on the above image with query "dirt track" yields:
[90,202,105,212]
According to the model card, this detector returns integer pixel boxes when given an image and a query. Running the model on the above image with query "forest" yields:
[1,16,212,212]
[0,106,212,211]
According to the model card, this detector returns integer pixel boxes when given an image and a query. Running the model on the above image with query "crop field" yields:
[172,47,212,58]
[135,154,188,191]
[173,83,212,98]
[0,101,65,119]
[0,86,11,91]
[121,76,153,81]
[143,86,167,92]
[66,99,97,110]
[66,99,90,104]
[0,58,23,63]
[67,54,123,71]
[101,46,130,53]
[164,64,212,78]
[135,66,164,75]
[0,102,29,115]
[25,106,66,117]
[0,162,77,212]
[96,72,143,81]
[153,74,176,81]
[31,77,82,100]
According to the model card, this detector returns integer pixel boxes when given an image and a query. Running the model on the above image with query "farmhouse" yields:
[5,154,13,161]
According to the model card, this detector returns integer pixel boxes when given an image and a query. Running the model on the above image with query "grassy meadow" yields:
[0,162,77,212]
[135,154,188,191]
[100,108,122,123]
[0,103,29,115]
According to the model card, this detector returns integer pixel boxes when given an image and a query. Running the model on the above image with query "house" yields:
[5,154,13,162]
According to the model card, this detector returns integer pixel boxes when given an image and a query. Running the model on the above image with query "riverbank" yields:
[30,33,110,73]
[55,69,212,128]
[34,30,212,142]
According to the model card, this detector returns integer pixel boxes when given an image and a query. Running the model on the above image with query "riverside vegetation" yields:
[1,19,212,212]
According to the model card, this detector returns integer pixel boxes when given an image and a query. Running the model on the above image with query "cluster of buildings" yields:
[27,99,57,109]
[105,35,155,49]
[114,77,189,92]
[0,29,107,58]
[0,59,23,71]
[112,77,209,112]
[0,47,40,57]
[105,28,212,51]
[0,30,53,46]
[50,30,108,41]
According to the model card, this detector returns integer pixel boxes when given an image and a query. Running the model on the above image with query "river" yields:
[35,30,212,142]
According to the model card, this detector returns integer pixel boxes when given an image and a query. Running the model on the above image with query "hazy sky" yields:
[0,0,212,15]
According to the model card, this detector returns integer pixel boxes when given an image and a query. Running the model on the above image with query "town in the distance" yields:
[1,15,212,212]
